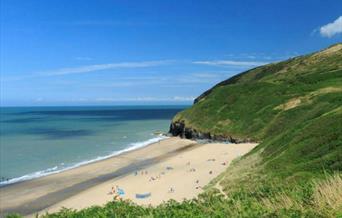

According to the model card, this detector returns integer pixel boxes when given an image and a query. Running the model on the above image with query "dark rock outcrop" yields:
[169,121,252,143]
[169,121,211,139]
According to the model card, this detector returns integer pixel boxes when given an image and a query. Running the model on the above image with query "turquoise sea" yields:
[0,105,186,185]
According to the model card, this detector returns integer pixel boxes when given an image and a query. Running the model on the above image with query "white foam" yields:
[0,166,59,186]
[0,135,168,186]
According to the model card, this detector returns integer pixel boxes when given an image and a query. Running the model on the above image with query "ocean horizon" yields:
[0,105,187,186]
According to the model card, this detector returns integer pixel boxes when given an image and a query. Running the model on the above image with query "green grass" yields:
[173,43,342,177]
[6,44,342,218]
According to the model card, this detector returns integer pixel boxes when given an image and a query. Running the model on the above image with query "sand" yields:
[36,140,257,216]
[0,137,257,217]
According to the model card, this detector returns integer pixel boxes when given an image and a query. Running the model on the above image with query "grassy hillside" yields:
[172,43,342,178]
[8,44,342,218]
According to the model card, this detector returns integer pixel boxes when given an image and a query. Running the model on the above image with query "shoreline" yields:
[0,137,257,217]
[40,140,257,216]
[0,135,168,187]
[0,137,198,216]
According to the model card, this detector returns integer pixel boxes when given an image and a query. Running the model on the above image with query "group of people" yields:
[149,174,162,181]
[134,170,148,176]
[110,185,125,200]
[207,158,216,162]
[108,156,224,201]
[136,166,173,182]
[168,187,175,193]
[110,185,120,200]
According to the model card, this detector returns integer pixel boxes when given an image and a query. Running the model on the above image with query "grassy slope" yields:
[173,43,342,178]
[8,44,342,218]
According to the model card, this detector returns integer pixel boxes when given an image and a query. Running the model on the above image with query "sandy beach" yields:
[0,137,257,217]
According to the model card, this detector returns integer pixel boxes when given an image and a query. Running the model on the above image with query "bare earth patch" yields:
[275,86,342,111]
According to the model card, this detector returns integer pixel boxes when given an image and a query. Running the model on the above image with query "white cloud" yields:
[94,96,195,102]
[191,72,221,78]
[172,96,195,101]
[34,97,44,102]
[88,80,162,88]
[190,71,236,78]
[85,71,234,88]
[41,60,171,76]
[320,16,342,38]
[192,60,268,67]
[75,56,93,61]
[69,20,161,27]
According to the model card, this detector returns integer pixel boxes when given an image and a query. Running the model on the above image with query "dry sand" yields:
[37,140,257,216]
[0,137,257,217]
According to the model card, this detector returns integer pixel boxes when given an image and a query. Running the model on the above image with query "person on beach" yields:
[110,186,124,200]
[111,186,116,195]
[113,193,120,201]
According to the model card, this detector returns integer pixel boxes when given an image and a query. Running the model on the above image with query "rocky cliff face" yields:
[169,121,252,143]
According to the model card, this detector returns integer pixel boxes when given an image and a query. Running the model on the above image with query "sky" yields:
[1,0,342,106]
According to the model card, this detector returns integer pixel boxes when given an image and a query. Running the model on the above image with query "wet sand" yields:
[0,137,195,217]
[0,137,257,217]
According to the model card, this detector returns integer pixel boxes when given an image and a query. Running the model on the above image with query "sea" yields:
[0,105,187,186]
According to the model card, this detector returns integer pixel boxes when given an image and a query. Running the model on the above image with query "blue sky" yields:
[1,0,341,106]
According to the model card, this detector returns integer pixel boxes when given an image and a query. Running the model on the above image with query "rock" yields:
[169,121,185,137]
[169,121,250,143]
